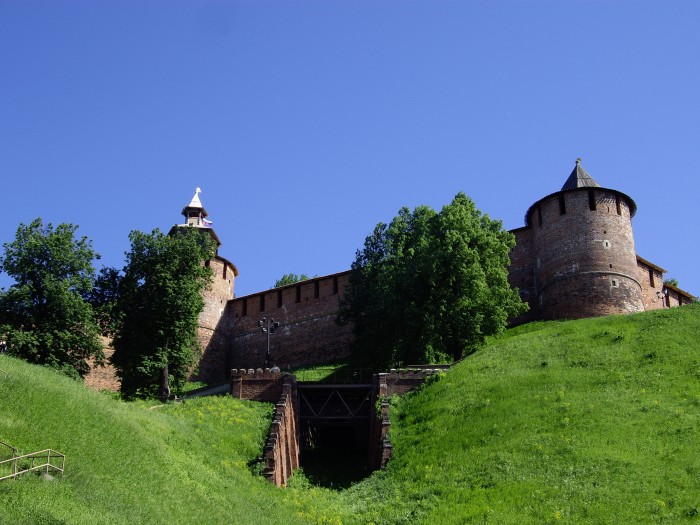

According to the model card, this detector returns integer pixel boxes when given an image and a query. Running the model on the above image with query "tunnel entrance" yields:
[297,383,374,488]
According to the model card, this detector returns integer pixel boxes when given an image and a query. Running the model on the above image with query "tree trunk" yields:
[159,364,171,402]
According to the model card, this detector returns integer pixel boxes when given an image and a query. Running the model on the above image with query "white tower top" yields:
[188,187,203,209]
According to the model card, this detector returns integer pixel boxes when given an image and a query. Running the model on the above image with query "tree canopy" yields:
[338,193,527,369]
[0,218,103,379]
[273,273,312,288]
[109,228,216,400]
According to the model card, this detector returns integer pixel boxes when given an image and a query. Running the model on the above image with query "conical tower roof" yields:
[523,159,637,226]
[182,187,208,218]
[561,158,601,190]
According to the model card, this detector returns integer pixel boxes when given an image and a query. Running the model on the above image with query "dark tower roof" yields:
[524,159,637,226]
[561,158,601,190]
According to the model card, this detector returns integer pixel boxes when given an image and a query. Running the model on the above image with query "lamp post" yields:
[258,317,280,367]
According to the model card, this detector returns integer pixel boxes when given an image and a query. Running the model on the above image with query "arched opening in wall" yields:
[297,384,374,488]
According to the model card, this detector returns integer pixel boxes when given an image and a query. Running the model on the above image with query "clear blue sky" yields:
[1,0,698,298]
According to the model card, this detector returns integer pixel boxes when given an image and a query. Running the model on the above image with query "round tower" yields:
[170,188,238,382]
[525,160,645,319]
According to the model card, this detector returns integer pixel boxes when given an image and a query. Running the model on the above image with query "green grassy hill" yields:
[1,304,699,524]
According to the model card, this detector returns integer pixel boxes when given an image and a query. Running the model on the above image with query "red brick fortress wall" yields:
[230,370,300,487]
[228,272,353,370]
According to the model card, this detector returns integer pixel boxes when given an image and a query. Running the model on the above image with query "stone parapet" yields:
[261,376,300,487]
[230,368,285,402]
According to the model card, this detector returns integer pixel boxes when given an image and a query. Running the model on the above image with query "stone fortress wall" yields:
[84,164,696,390]
[222,161,695,376]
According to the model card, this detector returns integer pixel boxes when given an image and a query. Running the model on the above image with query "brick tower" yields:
[522,160,645,319]
[170,188,238,382]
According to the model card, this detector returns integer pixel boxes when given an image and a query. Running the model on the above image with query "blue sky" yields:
[1,0,698,298]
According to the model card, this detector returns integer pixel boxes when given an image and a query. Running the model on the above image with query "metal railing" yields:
[0,447,65,481]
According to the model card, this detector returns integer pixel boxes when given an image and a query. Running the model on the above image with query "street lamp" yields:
[258,317,280,367]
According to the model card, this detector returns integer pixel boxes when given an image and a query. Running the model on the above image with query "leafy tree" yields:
[664,278,679,287]
[87,266,123,337]
[110,228,216,400]
[338,193,527,369]
[274,273,312,288]
[0,218,103,379]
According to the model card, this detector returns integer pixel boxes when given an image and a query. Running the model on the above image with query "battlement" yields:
[230,367,285,402]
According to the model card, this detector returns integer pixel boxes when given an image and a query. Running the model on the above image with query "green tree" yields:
[274,273,312,288]
[0,218,103,379]
[87,266,123,337]
[110,228,216,400]
[338,193,527,369]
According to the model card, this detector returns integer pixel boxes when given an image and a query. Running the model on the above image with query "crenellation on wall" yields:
[230,368,286,401]
[85,165,696,392]
[258,375,299,487]
[228,272,352,370]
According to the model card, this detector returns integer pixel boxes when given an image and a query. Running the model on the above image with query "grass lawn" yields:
[1,303,698,524]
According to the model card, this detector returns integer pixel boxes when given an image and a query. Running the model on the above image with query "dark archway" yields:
[297,383,374,488]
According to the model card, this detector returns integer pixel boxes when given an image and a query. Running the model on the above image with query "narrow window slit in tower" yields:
[242,299,248,317]
[295,285,301,303]
[648,269,655,287]
[615,194,622,215]
[314,281,320,299]
[558,194,566,215]
[332,276,339,295]
[277,289,283,308]
[588,189,597,211]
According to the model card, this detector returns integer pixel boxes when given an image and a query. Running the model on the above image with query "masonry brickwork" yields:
[231,367,438,484]
[221,164,693,377]
[192,255,236,383]
[230,369,300,487]
[227,272,353,371]
[84,167,696,390]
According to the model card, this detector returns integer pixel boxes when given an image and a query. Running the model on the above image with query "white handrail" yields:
[0,449,65,481]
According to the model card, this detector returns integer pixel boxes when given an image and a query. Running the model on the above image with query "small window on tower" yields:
[332,276,339,295]
[615,194,622,215]
[223,264,227,279]
[314,281,320,299]
[242,299,248,317]
[588,189,597,211]
[558,194,566,215]
[277,289,283,308]
[648,268,655,287]
[295,285,301,303]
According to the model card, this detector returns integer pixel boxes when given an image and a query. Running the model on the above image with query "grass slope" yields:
[0,358,305,525]
[1,304,699,524]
